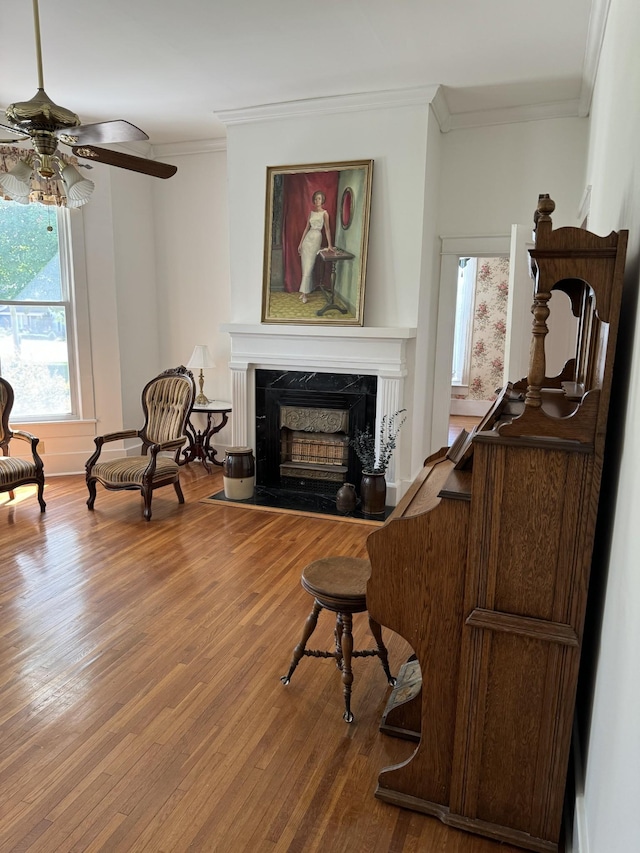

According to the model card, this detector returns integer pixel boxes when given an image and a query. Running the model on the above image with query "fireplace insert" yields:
[255,370,377,498]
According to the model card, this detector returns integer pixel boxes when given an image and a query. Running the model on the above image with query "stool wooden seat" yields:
[281,556,395,723]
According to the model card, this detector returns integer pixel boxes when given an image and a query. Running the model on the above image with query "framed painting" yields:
[261,160,373,325]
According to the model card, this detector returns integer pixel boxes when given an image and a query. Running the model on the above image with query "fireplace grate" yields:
[279,475,344,496]
[280,430,348,484]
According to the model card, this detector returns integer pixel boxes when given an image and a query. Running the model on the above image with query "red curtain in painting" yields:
[282,172,339,293]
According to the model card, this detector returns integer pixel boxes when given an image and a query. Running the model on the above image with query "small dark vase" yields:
[360,471,386,515]
[336,482,357,514]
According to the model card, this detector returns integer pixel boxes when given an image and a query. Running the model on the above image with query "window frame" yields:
[0,202,95,424]
[451,257,477,388]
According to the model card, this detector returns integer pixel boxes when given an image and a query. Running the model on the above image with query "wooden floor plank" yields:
[0,466,525,852]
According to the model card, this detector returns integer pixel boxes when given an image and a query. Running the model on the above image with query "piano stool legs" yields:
[281,555,395,723]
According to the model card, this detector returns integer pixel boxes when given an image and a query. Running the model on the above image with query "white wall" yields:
[153,144,231,390]
[571,0,640,850]
[225,102,431,329]
[439,117,588,235]
[412,105,444,467]
[110,164,161,426]
[153,142,233,445]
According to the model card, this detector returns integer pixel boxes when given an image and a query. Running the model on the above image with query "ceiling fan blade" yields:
[71,145,177,179]
[56,119,149,146]
[0,121,30,142]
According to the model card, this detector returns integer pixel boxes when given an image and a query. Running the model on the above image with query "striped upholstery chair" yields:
[86,366,195,521]
[0,377,46,512]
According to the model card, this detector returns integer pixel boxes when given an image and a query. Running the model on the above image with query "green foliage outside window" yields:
[7,358,71,418]
[0,200,71,417]
[0,201,59,300]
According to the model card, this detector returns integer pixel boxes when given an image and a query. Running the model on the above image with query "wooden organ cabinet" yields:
[366,195,627,853]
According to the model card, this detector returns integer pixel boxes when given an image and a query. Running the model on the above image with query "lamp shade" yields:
[0,159,33,203]
[187,344,216,370]
[60,163,95,208]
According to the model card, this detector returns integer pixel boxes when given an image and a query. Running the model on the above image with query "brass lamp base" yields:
[195,369,210,406]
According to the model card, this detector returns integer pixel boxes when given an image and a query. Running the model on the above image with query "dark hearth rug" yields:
[200,488,391,525]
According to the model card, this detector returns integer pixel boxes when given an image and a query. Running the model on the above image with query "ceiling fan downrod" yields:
[32,0,45,91]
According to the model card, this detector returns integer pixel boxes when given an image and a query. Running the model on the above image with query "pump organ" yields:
[366,195,628,853]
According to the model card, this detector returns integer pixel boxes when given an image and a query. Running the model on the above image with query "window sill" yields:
[11,419,98,438]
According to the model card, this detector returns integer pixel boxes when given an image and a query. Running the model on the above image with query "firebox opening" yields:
[255,369,377,500]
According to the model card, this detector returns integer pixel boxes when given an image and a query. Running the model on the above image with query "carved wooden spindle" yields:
[525,194,556,409]
[525,292,551,408]
[339,612,355,723]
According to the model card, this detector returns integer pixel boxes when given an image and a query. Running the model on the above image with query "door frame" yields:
[431,234,512,449]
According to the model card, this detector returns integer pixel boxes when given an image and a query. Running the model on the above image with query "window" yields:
[0,200,77,420]
[451,257,477,387]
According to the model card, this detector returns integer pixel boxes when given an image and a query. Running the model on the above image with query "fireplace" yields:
[221,323,416,507]
[255,370,377,496]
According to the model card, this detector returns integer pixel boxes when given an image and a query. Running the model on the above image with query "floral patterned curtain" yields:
[452,257,510,402]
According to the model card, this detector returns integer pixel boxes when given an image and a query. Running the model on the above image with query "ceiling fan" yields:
[0,0,176,204]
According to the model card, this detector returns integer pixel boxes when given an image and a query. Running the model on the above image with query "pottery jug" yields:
[360,471,386,515]
[336,482,357,513]
[222,447,255,500]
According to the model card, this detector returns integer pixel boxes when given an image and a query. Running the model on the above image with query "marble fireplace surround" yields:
[221,324,416,505]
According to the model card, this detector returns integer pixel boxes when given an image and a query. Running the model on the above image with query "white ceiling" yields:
[0,0,597,146]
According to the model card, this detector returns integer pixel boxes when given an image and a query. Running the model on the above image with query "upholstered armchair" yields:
[0,377,46,512]
[86,365,195,521]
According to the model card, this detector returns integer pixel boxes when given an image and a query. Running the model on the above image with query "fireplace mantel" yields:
[220,323,417,504]
[220,324,416,372]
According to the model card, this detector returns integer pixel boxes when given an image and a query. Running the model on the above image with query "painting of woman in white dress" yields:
[297,191,333,303]
[262,160,373,326]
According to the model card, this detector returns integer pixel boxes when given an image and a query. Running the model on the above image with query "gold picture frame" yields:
[261,160,373,325]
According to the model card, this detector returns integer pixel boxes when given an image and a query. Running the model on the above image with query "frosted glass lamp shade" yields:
[60,163,95,208]
[187,345,216,405]
[0,159,33,204]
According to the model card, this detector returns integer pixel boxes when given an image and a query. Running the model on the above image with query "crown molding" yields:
[443,99,582,132]
[214,86,440,126]
[107,138,225,160]
[430,86,451,132]
[152,138,226,158]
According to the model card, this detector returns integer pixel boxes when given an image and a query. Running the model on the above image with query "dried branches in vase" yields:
[350,409,407,474]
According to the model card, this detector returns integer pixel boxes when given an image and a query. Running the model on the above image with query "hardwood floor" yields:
[0,466,524,852]
[448,415,482,446]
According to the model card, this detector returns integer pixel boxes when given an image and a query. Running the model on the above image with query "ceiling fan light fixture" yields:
[0,158,33,203]
[60,162,95,207]
[1,0,177,203]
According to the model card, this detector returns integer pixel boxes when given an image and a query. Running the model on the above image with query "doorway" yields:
[435,230,579,452]
[450,255,510,418]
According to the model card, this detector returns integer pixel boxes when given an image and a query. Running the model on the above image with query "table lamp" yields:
[187,344,216,406]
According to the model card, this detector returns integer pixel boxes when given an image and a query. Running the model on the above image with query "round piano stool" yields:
[280,556,395,723]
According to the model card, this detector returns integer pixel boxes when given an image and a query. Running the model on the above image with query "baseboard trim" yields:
[450,398,493,416]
